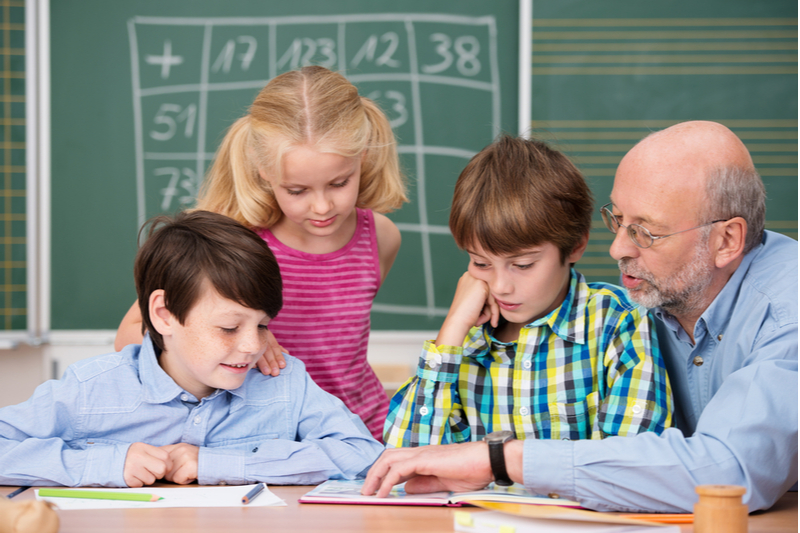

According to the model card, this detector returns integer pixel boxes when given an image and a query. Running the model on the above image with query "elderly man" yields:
[362,121,798,512]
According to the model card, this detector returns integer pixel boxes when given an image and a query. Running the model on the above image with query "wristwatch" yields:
[485,430,515,486]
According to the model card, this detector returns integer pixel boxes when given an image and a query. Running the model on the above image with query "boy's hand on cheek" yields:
[437,273,499,346]
[256,329,287,377]
[161,443,199,485]
[123,442,172,487]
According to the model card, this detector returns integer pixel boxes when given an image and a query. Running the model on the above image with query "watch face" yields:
[486,430,514,442]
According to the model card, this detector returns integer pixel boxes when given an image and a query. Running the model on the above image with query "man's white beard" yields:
[619,237,714,316]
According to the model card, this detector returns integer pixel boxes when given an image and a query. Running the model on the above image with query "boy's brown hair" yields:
[449,135,593,263]
[134,210,282,351]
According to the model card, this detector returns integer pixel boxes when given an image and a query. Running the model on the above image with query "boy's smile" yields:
[153,281,272,400]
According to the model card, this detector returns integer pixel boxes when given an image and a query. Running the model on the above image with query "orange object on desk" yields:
[618,513,694,524]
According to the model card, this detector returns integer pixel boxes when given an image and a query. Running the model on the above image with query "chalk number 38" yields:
[422,33,481,77]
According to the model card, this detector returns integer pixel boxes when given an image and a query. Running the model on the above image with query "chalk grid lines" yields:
[130,15,501,321]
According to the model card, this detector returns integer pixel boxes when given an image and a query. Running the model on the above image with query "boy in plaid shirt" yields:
[384,136,672,447]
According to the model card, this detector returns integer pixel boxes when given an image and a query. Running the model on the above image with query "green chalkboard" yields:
[50,0,520,330]
[528,0,798,284]
[0,3,26,331]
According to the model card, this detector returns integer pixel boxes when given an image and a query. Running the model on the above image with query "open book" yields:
[299,479,582,508]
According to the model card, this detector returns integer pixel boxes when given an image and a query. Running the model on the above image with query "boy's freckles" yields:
[157,281,271,400]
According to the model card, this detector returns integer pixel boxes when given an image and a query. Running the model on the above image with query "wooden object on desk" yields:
[694,485,748,533]
[0,486,796,533]
[0,494,59,533]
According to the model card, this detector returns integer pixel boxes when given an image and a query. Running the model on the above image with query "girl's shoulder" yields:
[371,210,401,283]
[372,211,400,246]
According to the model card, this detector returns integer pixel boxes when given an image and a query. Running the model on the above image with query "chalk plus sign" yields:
[145,40,184,79]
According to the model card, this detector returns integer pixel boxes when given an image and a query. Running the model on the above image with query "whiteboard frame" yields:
[23,0,529,347]
[518,0,532,137]
[8,0,50,348]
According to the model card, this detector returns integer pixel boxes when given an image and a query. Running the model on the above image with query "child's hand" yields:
[123,442,172,487]
[255,329,287,377]
[160,443,199,485]
[436,272,500,347]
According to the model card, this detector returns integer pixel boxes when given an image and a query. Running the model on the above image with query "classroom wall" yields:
[0,1,795,397]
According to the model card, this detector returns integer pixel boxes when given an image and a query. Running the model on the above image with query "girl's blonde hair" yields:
[196,66,407,228]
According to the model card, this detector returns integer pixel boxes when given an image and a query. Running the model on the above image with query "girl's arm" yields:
[115,301,144,351]
[374,212,401,284]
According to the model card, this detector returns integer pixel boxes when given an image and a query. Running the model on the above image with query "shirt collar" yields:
[530,268,588,345]
[475,268,588,352]
[139,334,185,403]
[653,238,762,340]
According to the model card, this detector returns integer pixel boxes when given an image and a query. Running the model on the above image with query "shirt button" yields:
[631,404,642,415]
[428,359,437,369]
[419,406,429,416]
[717,334,723,341]
[218,481,227,486]
[519,407,529,416]
[523,360,532,369]
[548,493,560,499]
[193,415,202,425]
[693,356,704,367]
[180,394,189,402]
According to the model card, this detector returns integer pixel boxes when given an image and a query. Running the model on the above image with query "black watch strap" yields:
[487,431,514,486]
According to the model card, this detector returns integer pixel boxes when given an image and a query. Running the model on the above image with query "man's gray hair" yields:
[705,165,766,254]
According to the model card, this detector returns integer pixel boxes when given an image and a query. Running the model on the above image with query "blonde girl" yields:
[116,66,407,440]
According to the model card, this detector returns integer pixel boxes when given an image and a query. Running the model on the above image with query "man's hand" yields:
[436,272,500,346]
[123,442,172,487]
[255,329,287,377]
[161,443,199,485]
[361,441,495,498]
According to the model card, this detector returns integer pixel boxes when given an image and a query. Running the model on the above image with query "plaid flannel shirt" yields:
[384,270,673,447]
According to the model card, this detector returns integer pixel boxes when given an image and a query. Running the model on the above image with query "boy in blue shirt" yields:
[0,211,382,487]
[383,136,672,449]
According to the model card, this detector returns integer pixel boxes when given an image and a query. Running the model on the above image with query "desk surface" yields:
[2,485,796,532]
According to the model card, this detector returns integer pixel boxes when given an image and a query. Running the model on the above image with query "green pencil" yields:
[38,488,163,502]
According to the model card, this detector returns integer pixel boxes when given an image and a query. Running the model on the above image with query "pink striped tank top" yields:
[257,209,388,441]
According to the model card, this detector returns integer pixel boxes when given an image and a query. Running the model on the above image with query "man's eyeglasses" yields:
[600,203,726,249]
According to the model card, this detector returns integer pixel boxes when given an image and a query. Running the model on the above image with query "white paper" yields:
[35,484,286,510]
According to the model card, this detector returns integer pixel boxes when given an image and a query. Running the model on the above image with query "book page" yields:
[301,479,452,504]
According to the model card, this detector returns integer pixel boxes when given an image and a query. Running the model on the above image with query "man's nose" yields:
[609,227,639,261]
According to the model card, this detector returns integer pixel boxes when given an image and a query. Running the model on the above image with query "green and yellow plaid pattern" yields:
[384,270,673,447]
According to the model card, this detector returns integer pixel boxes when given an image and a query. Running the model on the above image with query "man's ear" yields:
[148,289,174,337]
[567,231,590,265]
[713,216,747,269]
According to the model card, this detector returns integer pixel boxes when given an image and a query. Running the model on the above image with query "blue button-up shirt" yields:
[523,230,798,512]
[0,335,383,487]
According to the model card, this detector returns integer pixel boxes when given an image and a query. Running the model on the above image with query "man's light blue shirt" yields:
[523,230,798,512]
[0,334,383,487]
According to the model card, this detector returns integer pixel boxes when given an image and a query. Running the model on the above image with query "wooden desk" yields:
[2,485,796,532]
